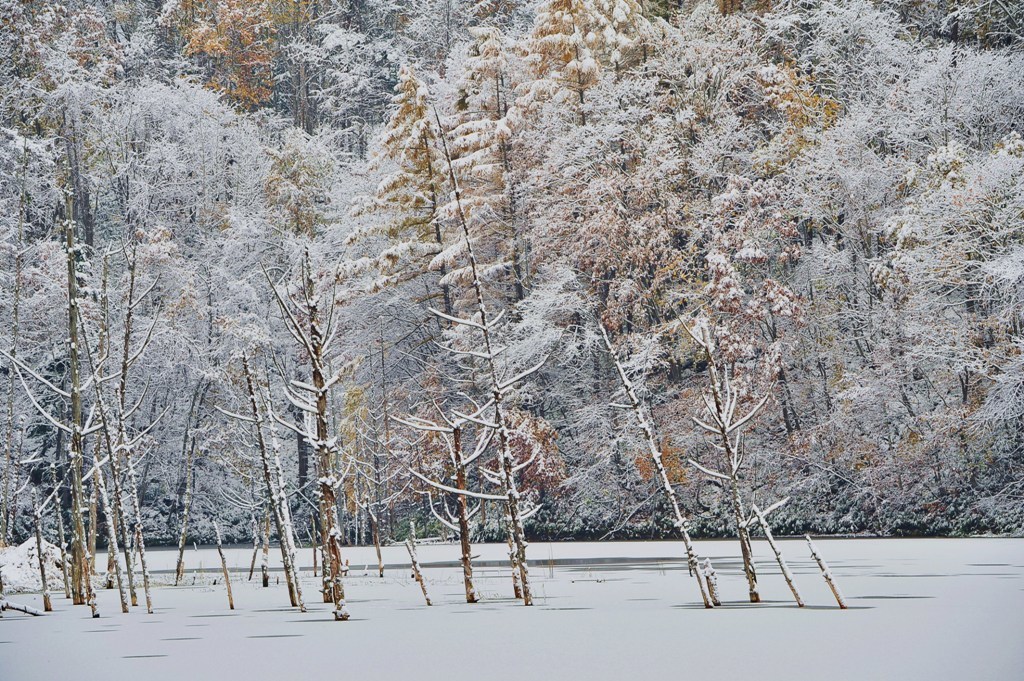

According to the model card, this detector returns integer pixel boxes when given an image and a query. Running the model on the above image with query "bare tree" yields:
[599,322,713,608]
[432,116,545,605]
[263,251,349,620]
[684,320,772,604]
[397,404,505,605]
[218,352,305,610]
[1,192,99,615]
[806,536,847,609]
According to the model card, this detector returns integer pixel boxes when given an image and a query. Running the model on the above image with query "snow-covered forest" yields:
[1,0,1023,616]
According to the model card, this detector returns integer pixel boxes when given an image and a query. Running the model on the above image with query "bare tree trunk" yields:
[214,522,234,610]
[88,466,98,579]
[124,449,153,613]
[701,558,722,606]
[730,479,759,603]
[452,439,477,603]
[599,324,712,608]
[248,513,259,581]
[174,443,195,586]
[33,496,52,612]
[266,415,304,610]
[405,524,431,606]
[369,511,384,579]
[0,599,44,616]
[261,513,270,588]
[64,202,89,608]
[239,355,303,609]
[310,516,318,578]
[50,465,71,599]
[504,512,522,600]
[806,536,847,609]
[91,463,129,613]
[753,505,803,607]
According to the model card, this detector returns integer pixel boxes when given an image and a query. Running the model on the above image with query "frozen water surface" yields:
[1,538,1021,680]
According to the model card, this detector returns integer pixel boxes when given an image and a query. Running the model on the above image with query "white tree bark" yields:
[806,535,847,609]
[752,503,803,607]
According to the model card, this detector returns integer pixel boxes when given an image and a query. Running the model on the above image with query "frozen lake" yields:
[1,538,1022,680]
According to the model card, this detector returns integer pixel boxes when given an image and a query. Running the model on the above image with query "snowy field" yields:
[1,538,1022,681]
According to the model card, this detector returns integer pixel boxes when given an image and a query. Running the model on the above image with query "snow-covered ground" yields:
[1,538,1021,680]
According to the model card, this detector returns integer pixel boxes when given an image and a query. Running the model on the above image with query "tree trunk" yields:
[214,522,234,610]
[730,478,759,603]
[405,525,431,606]
[370,512,384,579]
[753,505,802,607]
[174,443,195,586]
[241,355,303,609]
[701,558,722,606]
[806,535,847,609]
[50,465,71,599]
[453,436,478,603]
[599,324,712,608]
[33,497,52,612]
[64,205,89,608]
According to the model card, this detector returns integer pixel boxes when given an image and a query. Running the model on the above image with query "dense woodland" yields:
[0,0,1022,607]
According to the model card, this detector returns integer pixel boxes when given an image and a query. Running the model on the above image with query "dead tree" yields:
[806,535,847,609]
[218,353,305,610]
[684,320,772,604]
[33,492,52,612]
[174,442,196,586]
[701,559,722,606]
[0,600,44,616]
[751,499,803,607]
[1,141,27,549]
[599,323,713,608]
[434,114,541,605]
[397,405,504,605]
[106,240,161,609]
[49,464,71,599]
[263,254,349,620]
[214,522,235,610]
[405,523,431,606]
[0,197,99,615]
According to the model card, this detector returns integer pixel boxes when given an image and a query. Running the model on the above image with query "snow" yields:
[0,539,65,594]
[1,538,1021,680]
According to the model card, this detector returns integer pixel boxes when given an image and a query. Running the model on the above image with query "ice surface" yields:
[0,538,1021,681]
